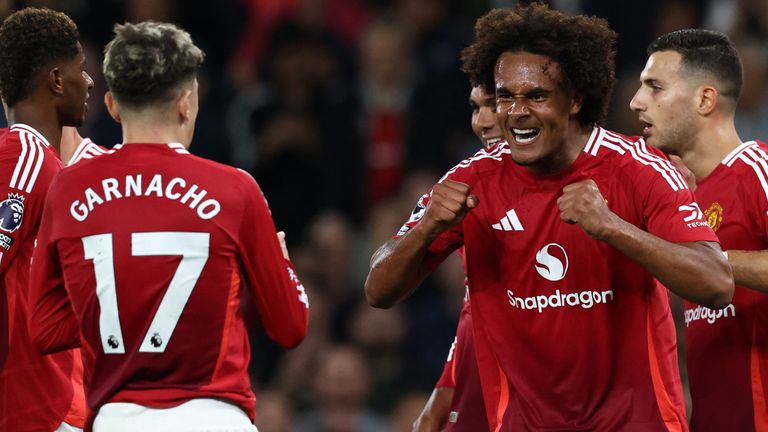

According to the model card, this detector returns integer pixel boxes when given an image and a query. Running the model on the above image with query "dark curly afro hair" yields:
[461,3,617,126]
[0,7,80,107]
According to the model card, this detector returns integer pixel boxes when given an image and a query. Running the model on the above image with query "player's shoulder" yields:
[66,139,110,166]
[0,124,48,155]
[588,127,688,192]
[721,140,768,170]
[442,141,510,184]
[720,140,768,189]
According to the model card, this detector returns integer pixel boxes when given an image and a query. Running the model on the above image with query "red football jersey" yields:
[684,140,768,432]
[0,124,83,431]
[435,292,488,431]
[29,143,309,427]
[398,127,718,431]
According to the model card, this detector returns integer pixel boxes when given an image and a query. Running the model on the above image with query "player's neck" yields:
[6,102,63,154]
[120,121,187,146]
[682,119,742,180]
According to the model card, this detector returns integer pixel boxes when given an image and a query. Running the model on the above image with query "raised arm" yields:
[558,179,733,308]
[240,175,308,348]
[365,180,477,308]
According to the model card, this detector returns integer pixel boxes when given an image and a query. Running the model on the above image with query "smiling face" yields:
[494,51,583,174]
[629,50,699,154]
[469,85,503,149]
[59,43,94,127]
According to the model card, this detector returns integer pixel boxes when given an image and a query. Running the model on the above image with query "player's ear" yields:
[104,91,121,123]
[697,85,717,116]
[569,92,584,116]
[177,89,192,124]
[48,67,64,96]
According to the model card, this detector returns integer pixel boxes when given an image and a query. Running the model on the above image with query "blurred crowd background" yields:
[1,0,767,430]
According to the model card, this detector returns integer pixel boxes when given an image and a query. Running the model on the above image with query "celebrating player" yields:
[0,7,91,431]
[365,4,734,430]
[413,85,499,431]
[631,29,768,431]
[29,21,309,431]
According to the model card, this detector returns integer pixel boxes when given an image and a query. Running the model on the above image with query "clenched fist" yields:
[421,180,479,238]
[557,180,621,240]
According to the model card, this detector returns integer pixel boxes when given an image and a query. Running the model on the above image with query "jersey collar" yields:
[10,123,51,148]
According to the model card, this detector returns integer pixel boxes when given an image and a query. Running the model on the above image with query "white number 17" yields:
[82,232,210,354]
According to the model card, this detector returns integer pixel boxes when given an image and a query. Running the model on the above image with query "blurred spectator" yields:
[733,39,768,140]
[349,300,408,413]
[294,345,388,432]
[388,392,430,432]
[359,17,415,208]
[398,0,476,173]
[255,391,296,432]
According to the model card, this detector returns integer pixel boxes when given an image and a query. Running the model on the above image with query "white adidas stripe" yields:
[9,134,28,189]
[723,141,756,167]
[736,145,768,204]
[600,132,686,191]
[25,132,46,193]
[10,131,46,192]
[439,143,509,182]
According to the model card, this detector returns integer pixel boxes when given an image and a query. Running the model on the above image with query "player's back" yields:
[41,143,308,420]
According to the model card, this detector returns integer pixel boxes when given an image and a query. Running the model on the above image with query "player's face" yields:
[60,43,94,127]
[470,86,502,150]
[495,51,582,174]
[629,50,699,154]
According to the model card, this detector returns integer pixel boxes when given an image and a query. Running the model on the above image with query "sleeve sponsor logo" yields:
[678,202,708,228]
[0,232,14,250]
[0,193,25,233]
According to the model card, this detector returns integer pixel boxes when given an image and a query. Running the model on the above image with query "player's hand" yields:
[420,180,479,238]
[557,180,620,240]
[668,155,696,191]
[277,231,290,260]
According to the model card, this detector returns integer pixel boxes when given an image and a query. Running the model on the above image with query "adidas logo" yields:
[492,209,524,231]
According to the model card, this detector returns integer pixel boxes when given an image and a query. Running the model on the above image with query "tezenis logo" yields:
[535,243,568,281]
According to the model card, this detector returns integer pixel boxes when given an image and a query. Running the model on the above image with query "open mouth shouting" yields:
[511,128,541,144]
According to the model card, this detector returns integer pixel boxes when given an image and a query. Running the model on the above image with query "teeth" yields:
[513,128,538,134]
[486,138,501,145]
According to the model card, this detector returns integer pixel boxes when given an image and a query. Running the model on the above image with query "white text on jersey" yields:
[70,174,221,222]
[507,289,615,313]
[684,304,736,327]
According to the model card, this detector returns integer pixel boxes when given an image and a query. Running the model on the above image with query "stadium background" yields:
[1,0,766,430]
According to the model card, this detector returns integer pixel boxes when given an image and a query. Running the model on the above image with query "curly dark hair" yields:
[103,21,204,109]
[0,8,80,107]
[461,3,617,126]
[649,29,742,104]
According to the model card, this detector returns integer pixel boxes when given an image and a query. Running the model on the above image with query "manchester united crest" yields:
[704,202,723,232]
[0,193,24,233]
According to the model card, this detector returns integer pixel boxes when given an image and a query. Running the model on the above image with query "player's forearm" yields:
[601,219,734,308]
[413,387,454,432]
[365,226,434,308]
[727,250,768,294]
[29,297,81,354]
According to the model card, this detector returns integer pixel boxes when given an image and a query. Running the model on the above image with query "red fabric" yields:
[29,143,309,429]
[0,124,84,431]
[684,140,768,432]
[397,126,714,430]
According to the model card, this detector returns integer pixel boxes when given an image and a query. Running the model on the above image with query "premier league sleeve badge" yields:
[0,193,25,233]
